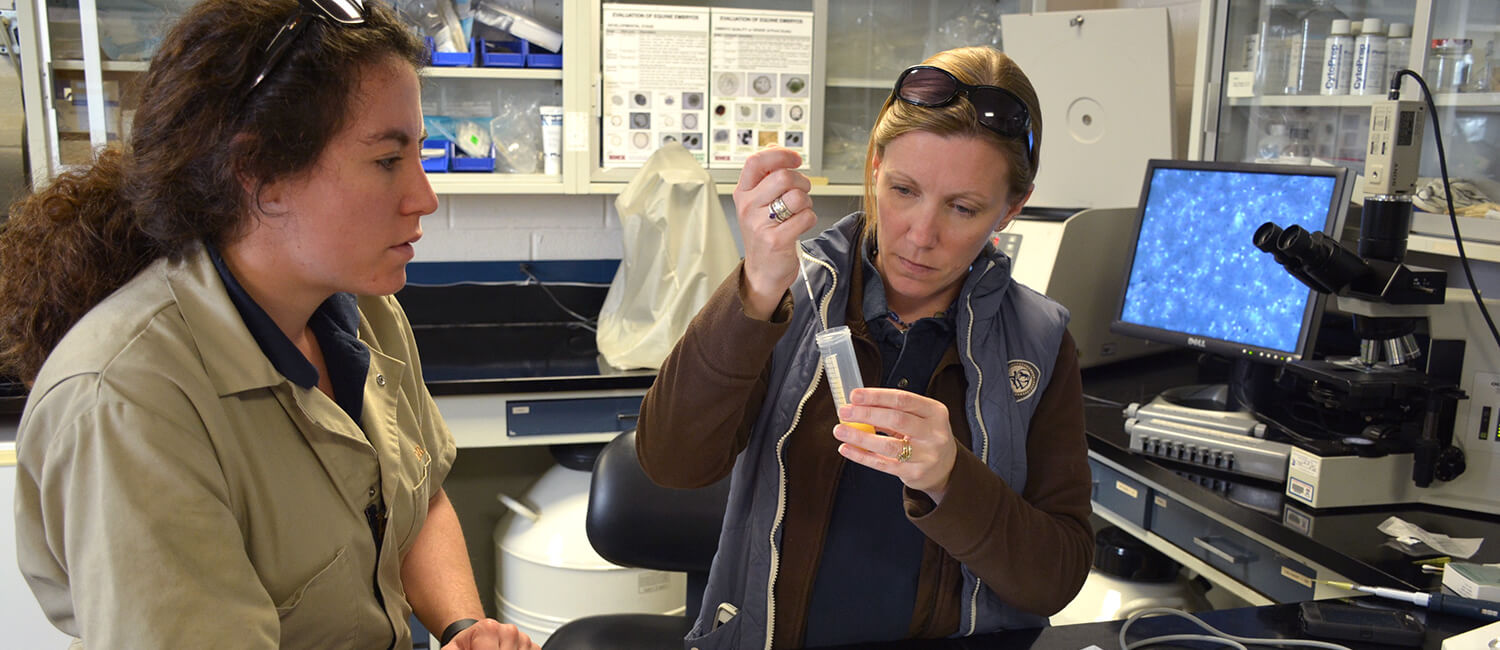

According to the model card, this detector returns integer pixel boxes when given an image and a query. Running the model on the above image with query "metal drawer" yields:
[1089,457,1152,529]
[506,396,643,437]
[1147,493,1315,603]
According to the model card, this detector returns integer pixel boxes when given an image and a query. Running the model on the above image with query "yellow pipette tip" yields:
[841,422,876,434]
[1321,580,1356,590]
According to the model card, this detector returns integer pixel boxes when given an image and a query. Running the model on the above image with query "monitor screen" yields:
[1111,160,1352,363]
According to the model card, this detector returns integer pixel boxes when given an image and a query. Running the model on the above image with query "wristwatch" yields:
[439,618,480,646]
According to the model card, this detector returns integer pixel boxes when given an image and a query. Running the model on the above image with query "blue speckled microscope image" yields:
[1120,168,1338,354]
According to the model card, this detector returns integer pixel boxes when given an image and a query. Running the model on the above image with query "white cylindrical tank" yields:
[493,464,685,644]
[1051,526,1211,625]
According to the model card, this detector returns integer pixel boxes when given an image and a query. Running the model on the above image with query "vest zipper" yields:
[961,259,995,635]
[764,248,837,650]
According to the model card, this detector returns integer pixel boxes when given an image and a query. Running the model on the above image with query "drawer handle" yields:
[617,413,640,421]
[1192,536,1250,565]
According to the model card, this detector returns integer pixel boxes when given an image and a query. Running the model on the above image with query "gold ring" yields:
[897,439,912,463]
[769,197,793,224]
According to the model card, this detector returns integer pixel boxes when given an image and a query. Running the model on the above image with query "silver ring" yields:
[768,197,793,224]
[897,439,912,463]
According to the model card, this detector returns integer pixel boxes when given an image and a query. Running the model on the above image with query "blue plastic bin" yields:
[421,139,451,173]
[479,38,527,67]
[426,37,477,67]
[449,145,496,173]
[525,44,561,68]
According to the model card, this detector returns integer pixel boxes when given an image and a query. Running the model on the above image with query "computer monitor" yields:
[1111,159,1354,364]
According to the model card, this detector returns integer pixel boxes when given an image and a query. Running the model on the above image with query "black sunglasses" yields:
[244,0,368,100]
[892,65,1036,171]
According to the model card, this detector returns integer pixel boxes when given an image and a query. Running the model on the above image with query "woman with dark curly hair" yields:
[1,1,535,648]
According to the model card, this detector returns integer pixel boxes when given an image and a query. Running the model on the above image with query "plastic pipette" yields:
[1324,581,1500,621]
[795,245,818,327]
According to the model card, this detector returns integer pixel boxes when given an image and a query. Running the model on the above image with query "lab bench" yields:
[1081,350,1500,609]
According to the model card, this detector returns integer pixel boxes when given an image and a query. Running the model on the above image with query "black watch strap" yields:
[439,618,480,646]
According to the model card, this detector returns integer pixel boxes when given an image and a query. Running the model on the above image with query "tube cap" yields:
[1361,18,1384,35]
[1388,22,1411,38]
[1330,19,1351,36]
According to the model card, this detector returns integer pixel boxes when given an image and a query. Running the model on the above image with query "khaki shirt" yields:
[14,244,456,649]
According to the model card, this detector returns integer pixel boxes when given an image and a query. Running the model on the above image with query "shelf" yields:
[50,60,148,72]
[1227,95,1381,108]
[47,60,565,81]
[826,76,890,89]
[1434,92,1500,109]
[427,173,565,194]
[586,181,864,196]
[423,67,564,81]
[1226,92,1500,109]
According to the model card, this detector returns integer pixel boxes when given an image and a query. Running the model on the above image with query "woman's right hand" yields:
[732,147,816,320]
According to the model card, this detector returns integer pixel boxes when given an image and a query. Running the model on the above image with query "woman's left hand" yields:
[834,387,958,503]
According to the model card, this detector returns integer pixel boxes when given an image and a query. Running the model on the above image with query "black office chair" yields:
[542,430,731,649]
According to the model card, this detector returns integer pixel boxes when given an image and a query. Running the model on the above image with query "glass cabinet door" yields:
[585,0,1032,190]
[20,0,570,194]
[820,0,1028,184]
[1197,0,1499,201]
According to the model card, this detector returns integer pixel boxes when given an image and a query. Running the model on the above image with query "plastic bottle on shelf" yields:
[1427,38,1475,93]
[1253,0,1303,96]
[1320,19,1354,95]
[1350,18,1387,96]
[1288,0,1348,95]
[1384,23,1413,94]
[1485,39,1500,92]
[1257,123,1291,162]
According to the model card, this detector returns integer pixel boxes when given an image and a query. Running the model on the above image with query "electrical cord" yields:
[1119,607,1354,650]
[518,263,598,332]
[1390,69,1500,355]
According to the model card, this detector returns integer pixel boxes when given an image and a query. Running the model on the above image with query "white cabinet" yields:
[18,0,1041,198]
[1190,0,1500,200]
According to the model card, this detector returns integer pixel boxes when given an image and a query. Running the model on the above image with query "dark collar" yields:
[206,245,361,390]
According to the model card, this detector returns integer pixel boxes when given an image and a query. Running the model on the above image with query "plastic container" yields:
[1253,0,1303,95]
[1319,19,1353,96]
[1486,40,1500,93]
[1287,0,1347,95]
[1050,527,1211,625]
[494,464,686,645]
[1256,122,1290,162]
[1427,38,1475,93]
[427,36,476,67]
[421,138,452,173]
[1350,18,1387,96]
[479,37,527,67]
[813,326,875,433]
[1384,23,1413,95]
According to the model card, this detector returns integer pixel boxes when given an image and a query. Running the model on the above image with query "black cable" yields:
[518,263,598,332]
[1390,69,1500,354]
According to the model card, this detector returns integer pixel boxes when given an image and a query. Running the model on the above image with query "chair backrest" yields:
[585,430,730,574]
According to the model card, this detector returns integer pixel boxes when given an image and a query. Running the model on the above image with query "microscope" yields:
[1256,94,1500,512]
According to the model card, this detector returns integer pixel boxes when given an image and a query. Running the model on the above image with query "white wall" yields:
[415,1,1203,265]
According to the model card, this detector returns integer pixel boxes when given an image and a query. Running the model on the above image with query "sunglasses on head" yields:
[892,65,1036,171]
[243,0,367,101]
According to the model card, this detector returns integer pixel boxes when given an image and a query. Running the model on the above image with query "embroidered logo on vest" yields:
[1008,359,1040,402]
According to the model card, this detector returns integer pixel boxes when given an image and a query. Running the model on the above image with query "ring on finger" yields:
[896,438,913,463]
[768,197,793,224]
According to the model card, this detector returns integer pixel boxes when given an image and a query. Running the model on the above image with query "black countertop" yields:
[813,598,1490,649]
[1081,350,1500,594]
